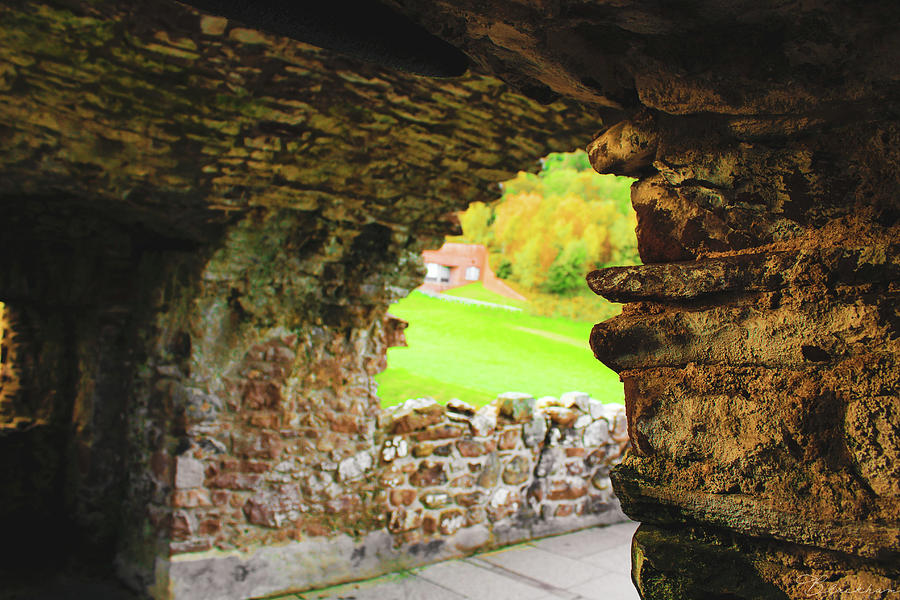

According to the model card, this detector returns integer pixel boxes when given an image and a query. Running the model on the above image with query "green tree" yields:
[453,150,639,297]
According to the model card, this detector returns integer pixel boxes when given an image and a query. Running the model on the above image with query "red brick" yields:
[390,488,417,506]
[242,380,283,410]
[422,514,438,534]
[248,412,281,428]
[498,429,519,450]
[324,410,360,434]
[198,517,221,535]
[208,473,260,490]
[240,460,270,473]
[547,479,588,500]
[172,489,212,508]
[409,463,447,487]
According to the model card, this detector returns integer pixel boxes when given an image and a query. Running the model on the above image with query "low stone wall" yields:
[155,392,629,600]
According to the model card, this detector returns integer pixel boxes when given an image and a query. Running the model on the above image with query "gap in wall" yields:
[376,151,638,410]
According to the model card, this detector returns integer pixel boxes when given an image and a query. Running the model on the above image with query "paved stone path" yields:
[295,521,640,600]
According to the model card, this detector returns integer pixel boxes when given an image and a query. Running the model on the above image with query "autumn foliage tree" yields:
[455,151,639,296]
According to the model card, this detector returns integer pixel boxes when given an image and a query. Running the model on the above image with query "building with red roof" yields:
[418,242,527,301]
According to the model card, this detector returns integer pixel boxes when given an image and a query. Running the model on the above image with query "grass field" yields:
[441,281,528,309]
[376,286,623,408]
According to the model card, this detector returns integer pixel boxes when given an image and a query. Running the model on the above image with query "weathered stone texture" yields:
[373,1,899,596]
[583,82,900,600]
[4,0,899,597]
[0,0,610,593]
[153,393,628,599]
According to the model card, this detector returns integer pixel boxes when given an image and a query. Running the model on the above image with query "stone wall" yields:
[587,114,900,599]
[156,392,627,599]
[0,0,609,592]
[379,1,900,597]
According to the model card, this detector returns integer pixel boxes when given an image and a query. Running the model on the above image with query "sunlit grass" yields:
[441,281,528,309]
[376,291,622,408]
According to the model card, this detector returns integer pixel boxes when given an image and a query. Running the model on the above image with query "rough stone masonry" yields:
[380,1,900,597]
[1,0,898,599]
[0,0,623,598]
[160,392,628,599]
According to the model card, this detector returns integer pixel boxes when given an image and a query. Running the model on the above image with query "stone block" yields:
[207,473,260,490]
[486,488,521,521]
[465,506,487,526]
[422,513,438,534]
[390,398,445,434]
[381,436,409,462]
[548,478,589,500]
[439,509,466,535]
[388,507,423,533]
[522,415,548,447]
[502,455,532,485]
[560,391,591,409]
[588,398,606,420]
[409,462,447,487]
[592,472,612,491]
[496,392,535,423]
[170,510,195,539]
[476,453,500,488]
[337,450,373,481]
[380,465,406,487]
[325,494,362,515]
[573,414,593,429]
[233,431,283,459]
[455,491,485,507]
[450,474,475,488]
[468,413,495,436]
[199,15,228,36]
[174,456,206,489]
[544,407,579,428]
[456,439,488,457]
[583,419,612,447]
[446,398,476,417]
[421,491,452,509]
[535,449,558,477]
[566,461,586,476]
[242,380,283,410]
[498,428,520,450]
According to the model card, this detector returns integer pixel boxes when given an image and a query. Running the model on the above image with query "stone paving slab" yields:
[472,546,597,590]
[296,521,640,600]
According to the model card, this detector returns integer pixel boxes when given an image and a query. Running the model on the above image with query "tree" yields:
[453,150,640,296]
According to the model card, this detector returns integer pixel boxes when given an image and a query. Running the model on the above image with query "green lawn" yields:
[376,290,623,408]
[441,281,528,309]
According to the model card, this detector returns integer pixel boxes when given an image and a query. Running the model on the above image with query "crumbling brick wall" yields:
[156,387,628,600]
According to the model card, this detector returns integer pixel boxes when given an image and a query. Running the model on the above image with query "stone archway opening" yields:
[2,1,897,598]
[376,150,639,411]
